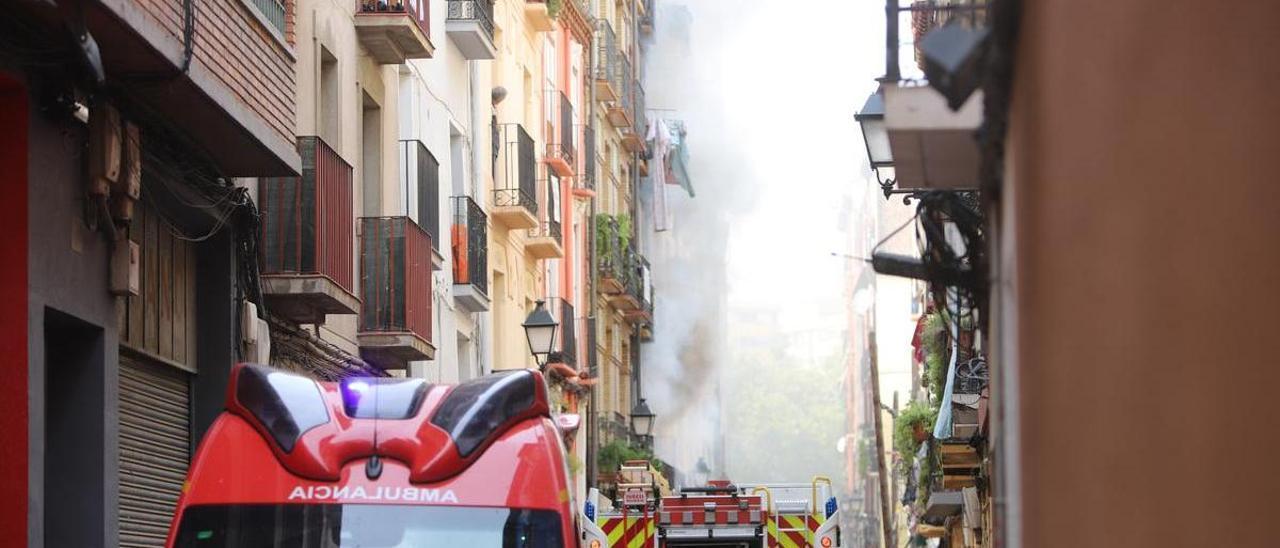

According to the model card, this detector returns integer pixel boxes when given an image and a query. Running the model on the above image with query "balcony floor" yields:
[454,283,491,312]
[526,236,564,260]
[491,205,539,230]
[261,275,360,324]
[355,13,436,64]
[359,331,436,369]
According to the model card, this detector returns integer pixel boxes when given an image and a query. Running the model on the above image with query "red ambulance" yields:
[165,363,577,547]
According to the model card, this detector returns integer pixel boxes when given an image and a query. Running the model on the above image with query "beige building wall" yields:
[284,0,409,358]
[488,0,552,372]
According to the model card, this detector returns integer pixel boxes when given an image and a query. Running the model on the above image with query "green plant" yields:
[893,400,937,474]
[594,213,633,260]
[547,0,563,18]
[597,439,656,474]
[921,313,949,399]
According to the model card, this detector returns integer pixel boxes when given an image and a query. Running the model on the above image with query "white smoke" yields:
[640,0,883,487]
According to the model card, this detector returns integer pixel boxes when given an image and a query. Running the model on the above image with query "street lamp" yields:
[522,300,558,368]
[855,88,896,198]
[630,398,655,438]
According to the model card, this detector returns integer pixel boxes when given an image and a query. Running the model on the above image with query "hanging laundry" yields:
[647,118,672,231]
[666,120,695,198]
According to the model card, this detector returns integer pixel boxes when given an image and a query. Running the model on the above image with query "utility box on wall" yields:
[110,240,140,296]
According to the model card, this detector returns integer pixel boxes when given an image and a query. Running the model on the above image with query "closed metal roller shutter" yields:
[119,353,191,548]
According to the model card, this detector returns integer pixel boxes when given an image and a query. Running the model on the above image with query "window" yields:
[248,0,288,36]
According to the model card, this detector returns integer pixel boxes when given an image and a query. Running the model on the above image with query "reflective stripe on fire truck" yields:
[768,514,812,548]
[598,516,655,548]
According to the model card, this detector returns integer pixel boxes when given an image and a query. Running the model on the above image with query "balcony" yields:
[358,216,436,369]
[607,57,635,129]
[259,136,359,324]
[451,195,490,312]
[622,82,647,153]
[545,89,576,177]
[492,124,539,230]
[524,0,555,32]
[594,21,621,102]
[548,298,577,368]
[573,125,597,198]
[446,0,496,60]
[526,179,564,259]
[621,255,653,325]
[596,215,644,313]
[356,0,435,64]
[399,140,442,268]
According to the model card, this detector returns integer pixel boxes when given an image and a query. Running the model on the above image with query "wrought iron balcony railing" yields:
[358,216,433,343]
[549,298,577,367]
[594,20,622,100]
[576,124,596,191]
[585,316,598,375]
[633,81,647,137]
[545,88,576,176]
[451,195,488,297]
[259,136,355,293]
[446,0,494,40]
[399,139,440,250]
[493,123,538,216]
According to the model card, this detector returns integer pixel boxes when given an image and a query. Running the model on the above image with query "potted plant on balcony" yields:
[894,400,938,474]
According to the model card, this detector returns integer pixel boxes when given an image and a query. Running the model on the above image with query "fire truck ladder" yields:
[809,476,833,548]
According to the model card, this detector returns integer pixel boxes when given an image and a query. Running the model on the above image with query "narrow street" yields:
[2,1,1279,547]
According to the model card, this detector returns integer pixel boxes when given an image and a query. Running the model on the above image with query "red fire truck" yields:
[582,479,842,548]
[166,363,577,547]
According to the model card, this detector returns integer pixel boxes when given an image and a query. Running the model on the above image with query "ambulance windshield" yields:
[173,504,564,547]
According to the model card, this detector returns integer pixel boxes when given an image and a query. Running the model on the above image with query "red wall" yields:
[0,73,29,547]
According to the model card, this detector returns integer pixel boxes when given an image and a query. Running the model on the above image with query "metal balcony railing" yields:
[632,81,647,137]
[531,217,563,244]
[493,123,538,216]
[358,0,430,40]
[594,20,622,93]
[620,55,634,116]
[446,0,494,39]
[549,298,577,367]
[596,214,628,287]
[585,316,598,375]
[250,0,287,34]
[400,140,439,250]
[577,124,596,190]
[546,88,576,170]
[259,136,355,293]
[358,216,433,343]
[451,195,488,296]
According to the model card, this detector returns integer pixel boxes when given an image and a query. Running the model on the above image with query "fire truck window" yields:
[235,364,331,453]
[173,504,564,547]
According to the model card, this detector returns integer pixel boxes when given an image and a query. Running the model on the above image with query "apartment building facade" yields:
[2,0,298,544]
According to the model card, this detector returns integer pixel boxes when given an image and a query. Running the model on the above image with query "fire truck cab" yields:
[166,363,577,547]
